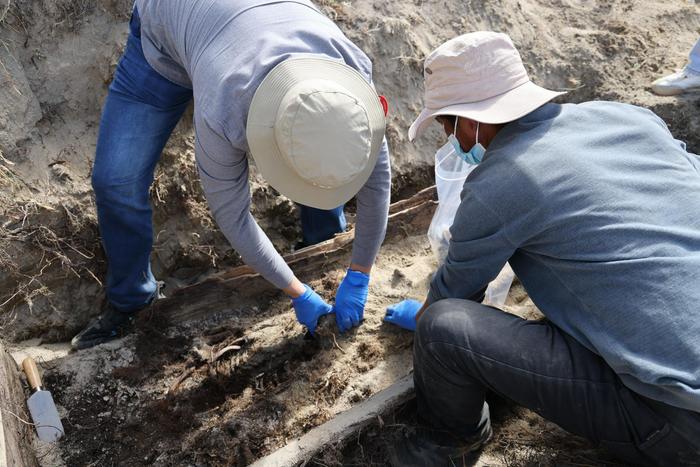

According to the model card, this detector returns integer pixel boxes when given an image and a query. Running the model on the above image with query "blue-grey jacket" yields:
[429,101,700,412]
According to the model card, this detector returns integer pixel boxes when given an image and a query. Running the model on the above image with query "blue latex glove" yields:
[292,285,333,335]
[333,269,370,333]
[384,299,422,331]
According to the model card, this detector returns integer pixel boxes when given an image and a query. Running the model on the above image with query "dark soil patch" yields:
[47,277,404,467]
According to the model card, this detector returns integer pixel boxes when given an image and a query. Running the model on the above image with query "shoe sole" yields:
[650,84,700,96]
[71,337,109,351]
[70,327,130,351]
[71,332,124,351]
[387,426,493,467]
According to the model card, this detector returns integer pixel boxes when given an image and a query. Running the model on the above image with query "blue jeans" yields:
[689,37,700,74]
[93,9,345,312]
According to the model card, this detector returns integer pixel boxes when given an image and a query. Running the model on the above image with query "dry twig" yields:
[0,0,11,26]
[167,367,195,395]
[317,329,346,354]
[0,406,34,426]
[211,345,241,363]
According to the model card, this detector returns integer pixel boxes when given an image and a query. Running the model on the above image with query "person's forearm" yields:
[350,139,391,268]
[415,299,430,322]
[198,166,296,290]
[349,263,372,274]
[195,119,307,298]
[283,277,306,298]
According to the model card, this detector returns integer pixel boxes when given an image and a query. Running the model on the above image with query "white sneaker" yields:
[651,67,700,96]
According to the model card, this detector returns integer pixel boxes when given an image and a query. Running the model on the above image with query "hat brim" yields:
[408,81,565,141]
[247,57,386,210]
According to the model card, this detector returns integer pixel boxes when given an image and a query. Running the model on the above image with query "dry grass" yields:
[52,0,94,32]
[0,0,10,25]
[0,198,102,330]
[0,151,21,192]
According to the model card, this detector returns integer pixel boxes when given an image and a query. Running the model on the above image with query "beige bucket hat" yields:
[247,57,386,210]
[409,31,565,141]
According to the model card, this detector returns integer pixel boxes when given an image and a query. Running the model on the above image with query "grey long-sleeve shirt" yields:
[429,102,700,412]
[134,0,391,288]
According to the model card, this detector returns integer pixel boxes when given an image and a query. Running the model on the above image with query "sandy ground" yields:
[18,234,624,466]
[24,235,432,466]
[0,0,699,465]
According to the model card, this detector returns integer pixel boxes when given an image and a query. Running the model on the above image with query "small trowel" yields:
[22,357,64,442]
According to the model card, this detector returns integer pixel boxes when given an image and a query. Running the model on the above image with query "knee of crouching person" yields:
[416,299,464,341]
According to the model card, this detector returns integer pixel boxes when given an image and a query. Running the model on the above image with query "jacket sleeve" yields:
[195,113,295,289]
[350,137,391,268]
[427,185,516,305]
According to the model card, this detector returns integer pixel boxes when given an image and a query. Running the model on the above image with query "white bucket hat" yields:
[247,57,386,210]
[409,31,565,141]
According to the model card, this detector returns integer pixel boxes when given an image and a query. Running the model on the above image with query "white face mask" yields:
[447,116,486,165]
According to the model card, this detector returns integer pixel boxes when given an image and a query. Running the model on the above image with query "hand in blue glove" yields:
[333,269,370,333]
[292,284,333,335]
[384,299,422,331]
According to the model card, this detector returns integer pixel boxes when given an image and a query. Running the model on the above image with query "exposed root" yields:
[317,329,346,354]
[167,367,195,395]
[212,345,242,362]
[0,406,34,426]
[0,199,102,322]
[0,0,10,26]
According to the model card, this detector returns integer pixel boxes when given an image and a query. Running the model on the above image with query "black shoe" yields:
[70,304,138,350]
[293,240,309,251]
[388,425,492,467]
[71,282,165,351]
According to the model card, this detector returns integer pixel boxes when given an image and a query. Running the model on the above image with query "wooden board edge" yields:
[250,375,415,467]
[153,187,438,323]
[0,342,38,467]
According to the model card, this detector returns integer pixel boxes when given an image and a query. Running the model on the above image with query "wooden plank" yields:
[388,185,436,215]
[250,375,415,467]
[0,342,38,467]
[173,185,437,288]
[152,186,437,324]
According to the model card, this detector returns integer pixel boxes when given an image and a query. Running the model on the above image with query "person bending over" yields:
[72,0,390,350]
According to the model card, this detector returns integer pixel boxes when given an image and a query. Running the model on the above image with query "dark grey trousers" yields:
[414,299,700,466]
